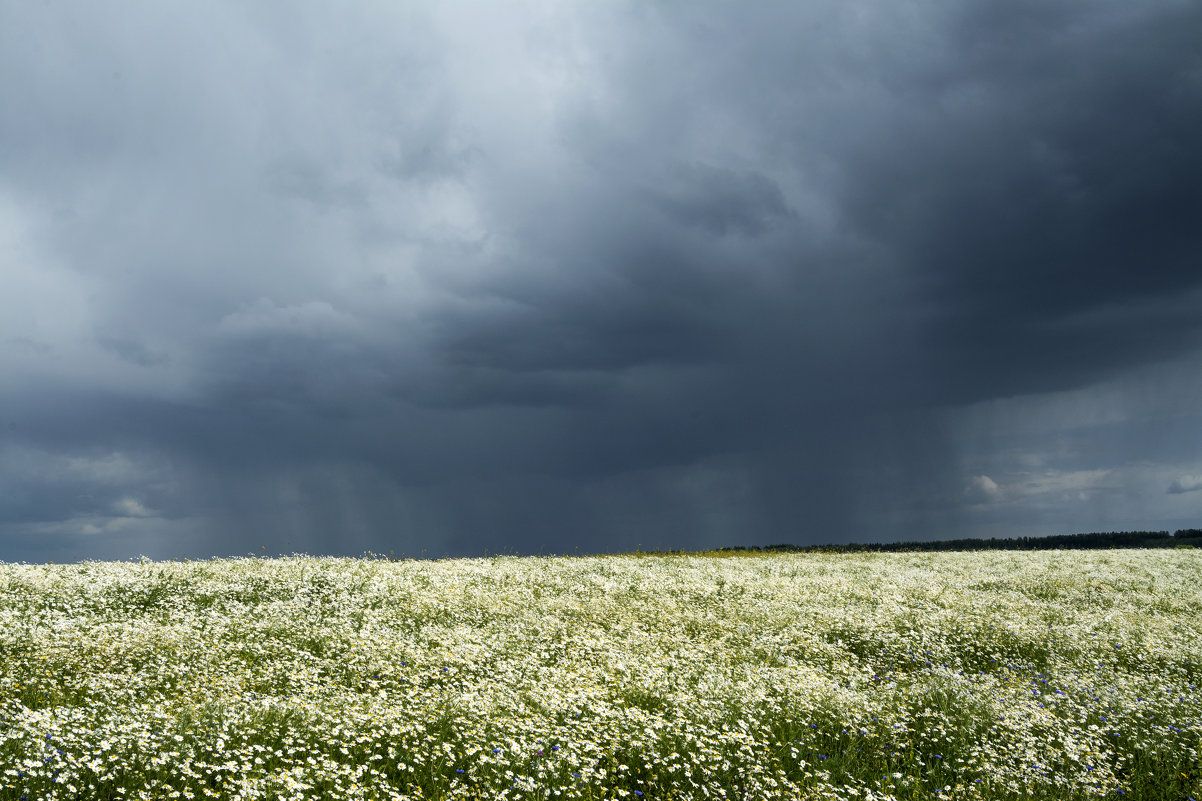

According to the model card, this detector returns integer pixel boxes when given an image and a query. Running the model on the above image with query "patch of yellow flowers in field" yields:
[1,549,1199,800]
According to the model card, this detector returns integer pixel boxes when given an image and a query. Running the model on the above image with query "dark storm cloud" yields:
[834,2,1202,401]
[2,1,1201,561]
[646,164,794,237]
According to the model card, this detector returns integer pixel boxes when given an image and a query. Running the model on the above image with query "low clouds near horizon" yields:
[1168,476,1202,496]
[2,1,1201,562]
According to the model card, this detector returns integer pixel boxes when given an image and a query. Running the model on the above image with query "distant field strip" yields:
[1,550,1200,800]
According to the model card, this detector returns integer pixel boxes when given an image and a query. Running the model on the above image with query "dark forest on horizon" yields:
[710,528,1202,556]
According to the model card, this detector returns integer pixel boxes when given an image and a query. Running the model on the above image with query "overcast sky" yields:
[3,1,1201,562]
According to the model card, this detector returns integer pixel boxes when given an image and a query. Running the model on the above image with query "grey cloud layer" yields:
[2,1,1200,561]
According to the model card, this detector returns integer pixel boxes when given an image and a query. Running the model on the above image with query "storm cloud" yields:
[2,1,1201,561]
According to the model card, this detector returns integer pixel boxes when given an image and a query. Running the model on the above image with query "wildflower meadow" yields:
[1,548,1199,800]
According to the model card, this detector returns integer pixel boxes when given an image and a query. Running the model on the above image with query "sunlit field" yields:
[1,549,1199,800]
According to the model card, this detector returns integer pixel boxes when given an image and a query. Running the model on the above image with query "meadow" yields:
[0,549,1199,800]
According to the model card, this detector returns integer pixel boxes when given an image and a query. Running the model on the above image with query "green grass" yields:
[0,549,1199,799]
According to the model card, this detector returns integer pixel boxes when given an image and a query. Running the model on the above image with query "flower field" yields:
[1,549,1199,800]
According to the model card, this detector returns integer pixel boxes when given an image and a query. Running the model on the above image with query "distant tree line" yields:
[712,528,1202,555]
